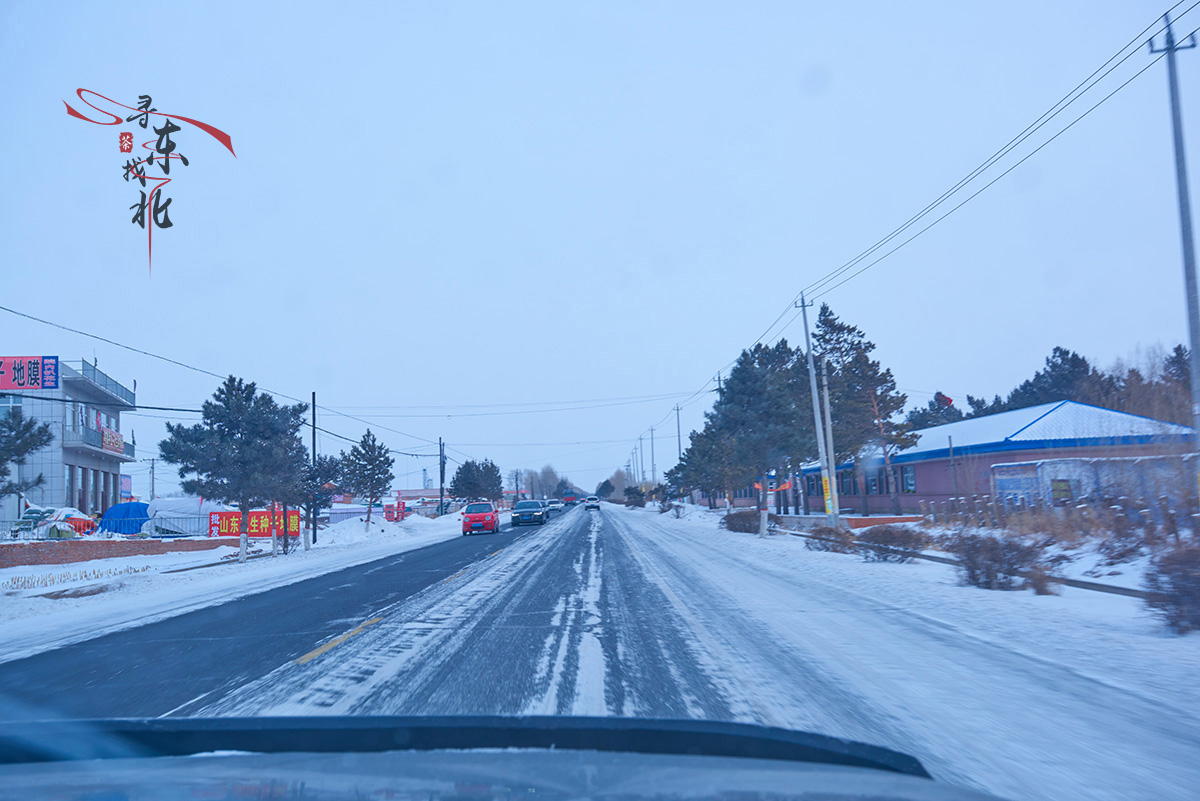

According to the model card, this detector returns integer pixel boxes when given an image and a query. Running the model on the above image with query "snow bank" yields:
[0,514,462,664]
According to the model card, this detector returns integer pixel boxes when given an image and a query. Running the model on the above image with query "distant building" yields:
[800,401,1193,515]
[1,359,136,518]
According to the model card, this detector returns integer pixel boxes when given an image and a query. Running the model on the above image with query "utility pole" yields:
[149,458,155,501]
[308,391,316,549]
[650,426,656,486]
[1151,14,1200,498]
[438,438,446,514]
[675,405,682,461]
[821,356,841,522]
[638,436,645,485]
[797,293,836,526]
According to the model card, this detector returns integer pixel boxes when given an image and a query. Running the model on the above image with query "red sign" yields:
[119,131,133,153]
[0,356,59,390]
[208,510,301,538]
[101,426,124,454]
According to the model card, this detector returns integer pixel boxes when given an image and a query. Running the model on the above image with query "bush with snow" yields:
[946,532,1044,591]
[1145,545,1200,634]
[803,525,856,553]
[720,510,780,533]
[856,524,927,563]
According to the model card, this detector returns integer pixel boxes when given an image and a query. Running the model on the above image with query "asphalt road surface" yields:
[0,513,538,719]
[0,506,730,721]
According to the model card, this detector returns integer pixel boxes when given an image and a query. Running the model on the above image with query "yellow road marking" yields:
[443,567,469,583]
[293,617,382,665]
[489,549,503,557]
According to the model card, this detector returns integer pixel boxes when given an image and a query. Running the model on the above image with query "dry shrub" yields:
[720,510,780,533]
[804,525,856,553]
[946,532,1044,591]
[1145,545,1200,634]
[1025,566,1059,595]
[1098,525,1144,565]
[856,524,927,563]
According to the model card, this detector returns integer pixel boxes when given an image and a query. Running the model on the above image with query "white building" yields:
[1,358,136,518]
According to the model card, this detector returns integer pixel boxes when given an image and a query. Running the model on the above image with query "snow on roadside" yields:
[612,504,1200,801]
[0,514,462,665]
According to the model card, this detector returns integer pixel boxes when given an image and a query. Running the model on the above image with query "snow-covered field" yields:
[0,514,462,664]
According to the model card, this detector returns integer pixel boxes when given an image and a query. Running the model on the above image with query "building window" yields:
[806,475,817,495]
[901,465,916,493]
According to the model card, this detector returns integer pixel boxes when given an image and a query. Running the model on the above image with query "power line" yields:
[807,39,1190,301]
[758,2,1200,343]
[616,7,1200,474]
[0,304,444,451]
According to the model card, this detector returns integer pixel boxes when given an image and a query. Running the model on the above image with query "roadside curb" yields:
[162,551,275,573]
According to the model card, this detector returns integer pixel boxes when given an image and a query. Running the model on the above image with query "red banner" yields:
[208,510,301,538]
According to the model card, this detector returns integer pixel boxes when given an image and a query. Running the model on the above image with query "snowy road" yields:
[195,505,1200,801]
[2,505,1197,801]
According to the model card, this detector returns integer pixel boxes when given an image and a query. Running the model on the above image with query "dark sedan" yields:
[511,500,547,526]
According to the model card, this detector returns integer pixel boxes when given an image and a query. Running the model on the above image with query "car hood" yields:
[0,716,1007,801]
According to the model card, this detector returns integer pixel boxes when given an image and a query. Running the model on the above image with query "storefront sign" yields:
[0,356,59,390]
[208,510,301,538]
[101,426,124,454]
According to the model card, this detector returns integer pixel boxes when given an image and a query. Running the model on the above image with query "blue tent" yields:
[98,502,150,535]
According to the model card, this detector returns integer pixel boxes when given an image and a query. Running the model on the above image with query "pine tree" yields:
[450,460,480,499]
[905,391,964,429]
[815,306,914,512]
[0,408,53,500]
[477,459,503,501]
[341,430,394,531]
[160,376,308,562]
[303,454,342,543]
[595,478,614,498]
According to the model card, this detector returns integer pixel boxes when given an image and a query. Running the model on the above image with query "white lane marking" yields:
[158,689,214,718]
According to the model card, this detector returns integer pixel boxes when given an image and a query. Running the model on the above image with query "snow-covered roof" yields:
[895,401,1191,462]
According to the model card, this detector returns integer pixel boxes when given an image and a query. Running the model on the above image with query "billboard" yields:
[208,510,301,538]
[101,426,124,454]
[120,474,132,500]
[0,356,59,390]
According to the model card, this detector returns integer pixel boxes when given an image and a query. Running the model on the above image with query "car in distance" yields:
[547,499,563,513]
[511,499,548,526]
[461,502,500,535]
[585,496,600,510]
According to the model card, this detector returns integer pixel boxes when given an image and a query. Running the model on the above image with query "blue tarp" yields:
[98,502,150,535]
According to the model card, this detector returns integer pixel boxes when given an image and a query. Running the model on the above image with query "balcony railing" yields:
[62,428,103,449]
[61,427,134,459]
[63,361,136,406]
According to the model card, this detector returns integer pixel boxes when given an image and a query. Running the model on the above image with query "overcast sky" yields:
[1,0,1197,496]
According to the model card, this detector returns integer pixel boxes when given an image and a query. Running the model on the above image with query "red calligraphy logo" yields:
[119,132,133,153]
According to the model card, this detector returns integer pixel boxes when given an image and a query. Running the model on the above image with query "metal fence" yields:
[3,514,212,540]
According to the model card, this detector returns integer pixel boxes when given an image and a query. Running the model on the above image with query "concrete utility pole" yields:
[438,438,445,515]
[307,391,316,549]
[149,458,155,500]
[638,436,645,485]
[797,293,836,526]
[650,426,656,486]
[1151,14,1200,496]
[821,357,841,521]
[675,404,682,461]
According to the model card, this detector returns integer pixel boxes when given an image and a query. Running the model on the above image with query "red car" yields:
[461,502,500,535]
